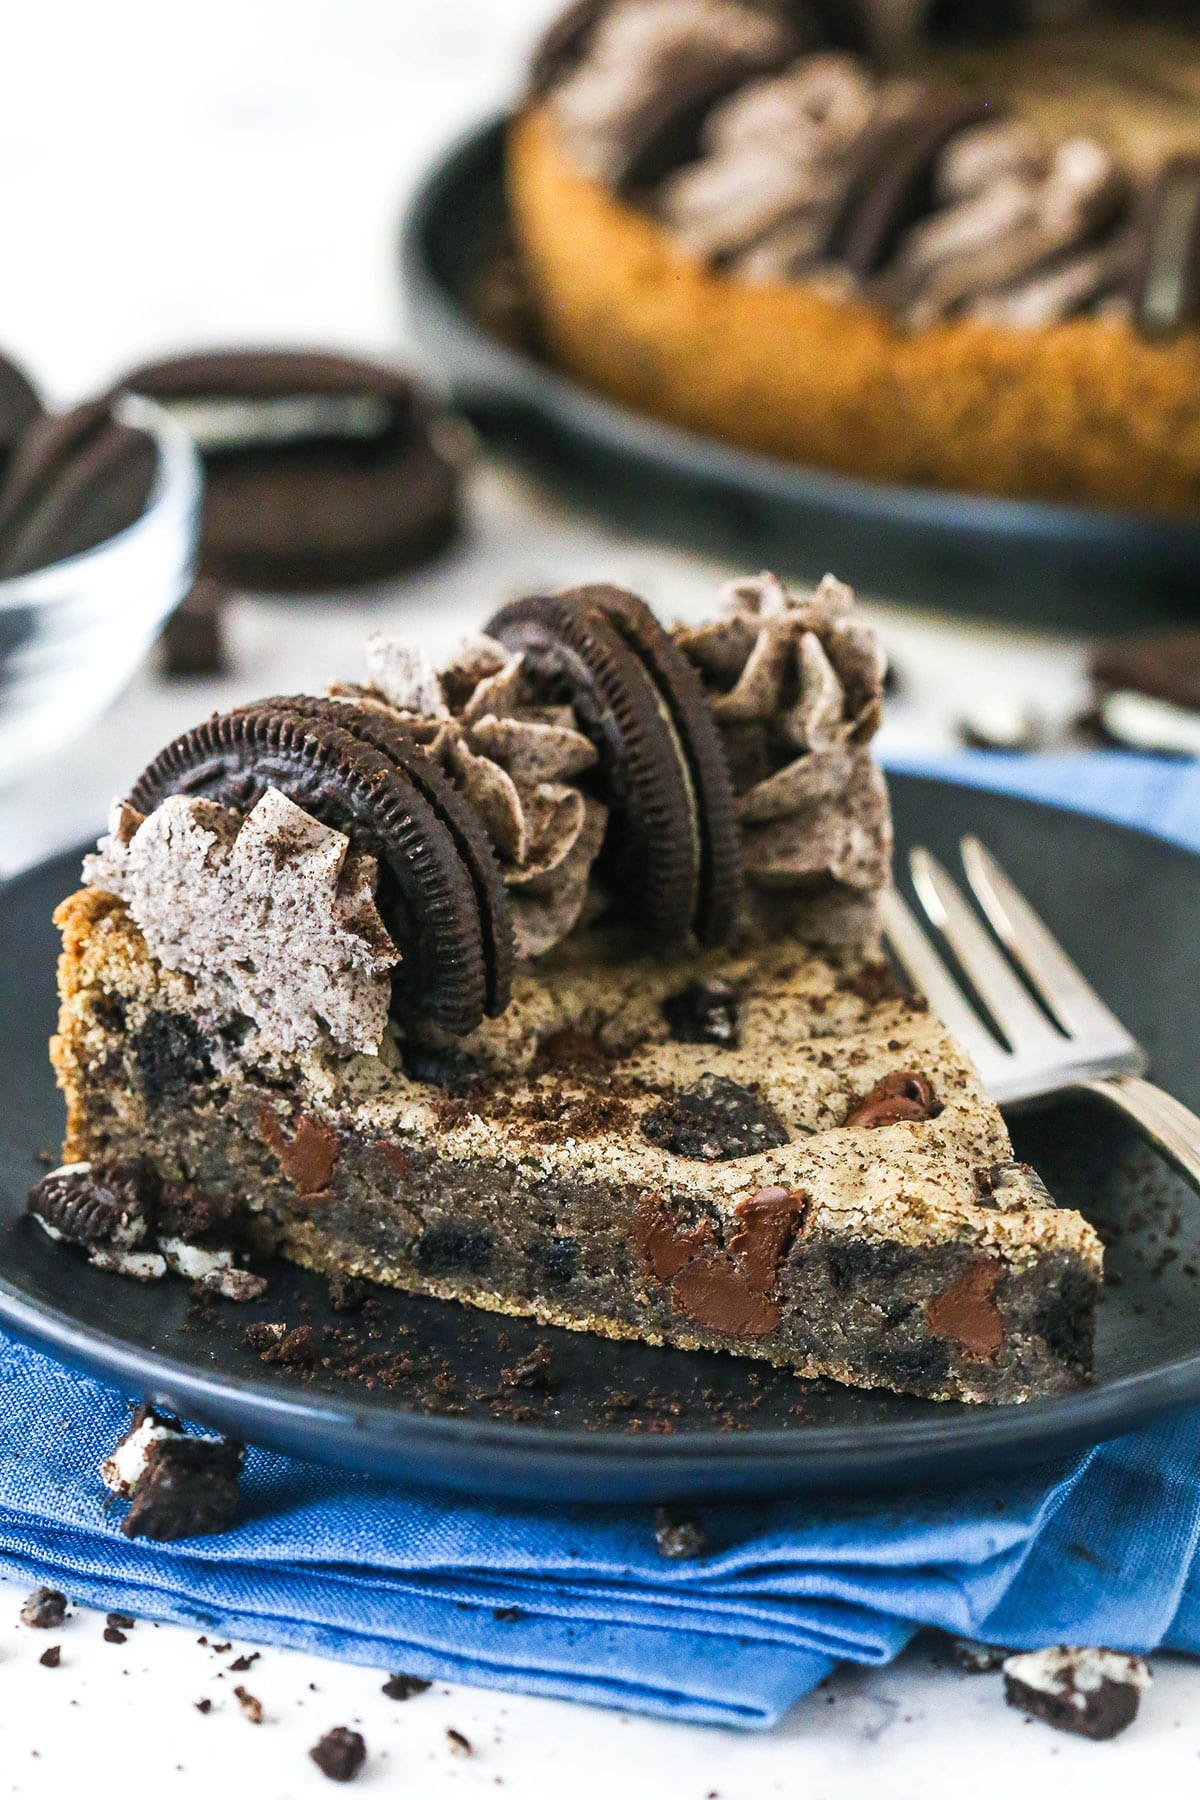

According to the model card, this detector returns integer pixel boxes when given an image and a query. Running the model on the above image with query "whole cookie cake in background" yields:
[508,0,1200,515]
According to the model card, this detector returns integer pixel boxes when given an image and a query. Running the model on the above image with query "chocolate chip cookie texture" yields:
[46,578,1102,1404]
[509,1,1200,515]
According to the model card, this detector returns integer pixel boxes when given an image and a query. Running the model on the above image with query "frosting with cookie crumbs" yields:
[539,0,1155,327]
[332,632,608,959]
[84,788,398,1056]
[674,572,892,942]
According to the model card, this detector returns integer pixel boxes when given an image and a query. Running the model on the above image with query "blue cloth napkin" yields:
[4,750,1200,1730]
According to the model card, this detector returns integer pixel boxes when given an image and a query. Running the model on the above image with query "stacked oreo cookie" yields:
[126,586,747,1034]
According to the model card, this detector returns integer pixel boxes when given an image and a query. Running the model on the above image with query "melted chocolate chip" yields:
[661,980,740,1048]
[641,1074,789,1161]
[844,1070,938,1128]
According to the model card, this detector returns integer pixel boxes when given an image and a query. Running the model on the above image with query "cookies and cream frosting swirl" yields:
[674,572,892,942]
[335,633,608,961]
[537,0,1195,330]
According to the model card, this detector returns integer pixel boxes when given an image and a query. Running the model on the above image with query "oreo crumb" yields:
[21,1587,67,1629]
[447,1728,473,1756]
[106,1611,135,1630]
[234,1685,264,1724]
[103,1626,127,1645]
[195,1698,213,1714]
[499,1342,558,1392]
[661,981,740,1048]
[329,1271,367,1314]
[493,1606,523,1623]
[949,1636,1009,1674]
[265,1325,321,1368]
[654,1507,708,1560]
[641,1075,789,1161]
[1003,1646,1151,1740]
[310,1727,366,1782]
[121,1436,244,1540]
[382,1673,431,1700]
[228,1651,260,1672]
[243,1321,288,1352]
[38,1646,61,1669]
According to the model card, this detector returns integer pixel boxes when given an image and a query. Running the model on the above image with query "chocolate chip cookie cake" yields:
[39,576,1102,1404]
[509,0,1200,515]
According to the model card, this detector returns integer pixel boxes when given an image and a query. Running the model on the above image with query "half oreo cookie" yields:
[0,399,158,579]
[114,349,462,590]
[130,703,505,1035]
[486,587,742,945]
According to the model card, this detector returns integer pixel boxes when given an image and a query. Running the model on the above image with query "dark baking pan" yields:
[3,774,1200,1501]
[401,119,1200,633]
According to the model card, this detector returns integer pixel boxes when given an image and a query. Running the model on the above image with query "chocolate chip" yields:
[845,1071,938,1127]
[21,1588,67,1629]
[310,1727,367,1781]
[38,1646,61,1669]
[662,980,740,1048]
[641,1074,789,1160]
[131,701,509,1035]
[381,1674,430,1701]
[120,1436,244,1541]
[1003,1647,1150,1741]
[161,577,230,678]
[654,1507,709,1560]
[27,1162,153,1250]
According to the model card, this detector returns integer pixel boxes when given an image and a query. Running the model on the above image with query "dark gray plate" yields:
[2,774,1199,1501]
[402,120,1200,632]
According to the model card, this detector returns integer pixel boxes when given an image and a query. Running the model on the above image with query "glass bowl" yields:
[0,395,202,786]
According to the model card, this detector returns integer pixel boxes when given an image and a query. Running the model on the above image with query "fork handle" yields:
[1079,1074,1200,1189]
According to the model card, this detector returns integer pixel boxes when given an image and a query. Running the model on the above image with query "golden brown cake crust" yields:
[508,105,1200,516]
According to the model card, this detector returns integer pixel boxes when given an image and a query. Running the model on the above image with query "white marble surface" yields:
[0,0,1186,1791]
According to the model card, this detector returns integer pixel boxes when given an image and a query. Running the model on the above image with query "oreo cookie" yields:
[0,350,42,487]
[115,349,461,590]
[130,703,511,1034]
[0,399,158,580]
[1127,154,1200,337]
[487,588,742,944]
[828,90,994,277]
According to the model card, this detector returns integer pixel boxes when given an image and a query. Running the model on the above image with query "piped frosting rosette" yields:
[333,633,607,960]
[673,571,892,943]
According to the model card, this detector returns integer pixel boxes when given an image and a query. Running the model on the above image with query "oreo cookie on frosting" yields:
[114,349,462,591]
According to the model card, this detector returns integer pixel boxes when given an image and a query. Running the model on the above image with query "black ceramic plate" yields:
[3,774,1200,1502]
[402,120,1200,632]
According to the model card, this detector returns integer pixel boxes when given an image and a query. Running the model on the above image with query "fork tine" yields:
[879,887,1006,1080]
[960,836,1138,1050]
[908,849,1067,1056]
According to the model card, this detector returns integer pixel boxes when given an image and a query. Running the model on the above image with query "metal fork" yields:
[882,836,1200,1185]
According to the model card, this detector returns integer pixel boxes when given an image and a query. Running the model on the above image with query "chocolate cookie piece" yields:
[27,1161,153,1250]
[486,591,702,941]
[578,585,743,944]
[1128,154,1200,337]
[828,90,995,277]
[160,577,230,678]
[1091,628,1200,716]
[116,349,460,590]
[662,979,740,1047]
[0,399,158,579]
[310,1727,367,1782]
[0,350,42,483]
[642,1073,790,1159]
[20,1587,67,1629]
[277,696,514,1017]
[120,1434,244,1540]
[130,704,503,1034]
[1003,1646,1151,1741]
